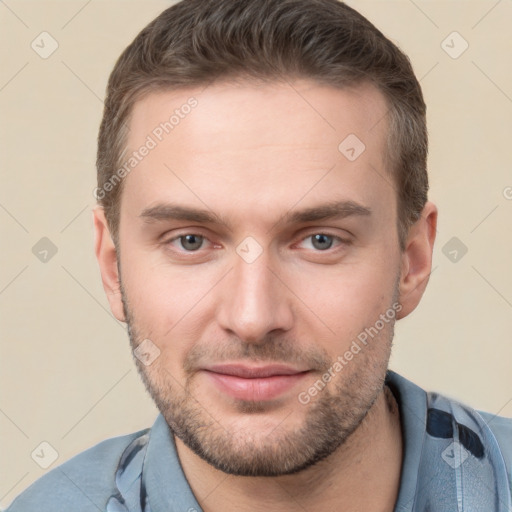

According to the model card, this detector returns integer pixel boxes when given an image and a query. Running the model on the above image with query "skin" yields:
[94,79,437,511]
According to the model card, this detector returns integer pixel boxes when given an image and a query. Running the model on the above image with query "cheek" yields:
[289,258,398,341]
[120,248,217,336]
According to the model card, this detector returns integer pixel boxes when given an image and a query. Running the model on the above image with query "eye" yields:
[299,233,345,251]
[310,234,334,250]
[173,234,205,251]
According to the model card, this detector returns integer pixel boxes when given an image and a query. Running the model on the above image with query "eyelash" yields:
[163,232,351,254]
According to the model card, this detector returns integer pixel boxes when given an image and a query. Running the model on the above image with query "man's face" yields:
[114,79,403,476]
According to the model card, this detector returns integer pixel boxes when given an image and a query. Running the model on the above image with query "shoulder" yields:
[387,371,512,505]
[5,427,150,512]
[478,410,512,447]
[478,410,512,486]
[427,390,512,496]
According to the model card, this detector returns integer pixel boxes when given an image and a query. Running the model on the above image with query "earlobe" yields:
[396,201,438,320]
[92,207,126,322]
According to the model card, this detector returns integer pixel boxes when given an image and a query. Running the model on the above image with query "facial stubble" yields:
[120,276,400,477]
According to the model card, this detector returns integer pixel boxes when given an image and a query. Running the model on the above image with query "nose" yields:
[216,247,294,344]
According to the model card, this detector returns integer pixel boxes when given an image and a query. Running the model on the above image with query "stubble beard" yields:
[121,281,398,477]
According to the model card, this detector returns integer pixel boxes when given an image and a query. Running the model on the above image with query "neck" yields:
[175,385,403,512]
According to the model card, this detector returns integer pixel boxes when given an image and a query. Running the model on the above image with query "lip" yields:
[202,364,310,402]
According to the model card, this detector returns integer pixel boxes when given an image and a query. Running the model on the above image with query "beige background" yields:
[1,0,511,506]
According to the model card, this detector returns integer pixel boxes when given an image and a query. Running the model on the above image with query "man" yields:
[7,0,512,510]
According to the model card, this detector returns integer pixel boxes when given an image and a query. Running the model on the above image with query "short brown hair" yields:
[97,0,428,251]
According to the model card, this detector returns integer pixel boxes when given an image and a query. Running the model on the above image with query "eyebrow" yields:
[139,200,372,228]
[283,200,372,225]
[140,204,223,224]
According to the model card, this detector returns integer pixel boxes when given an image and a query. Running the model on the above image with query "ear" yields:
[93,206,126,322]
[396,201,438,320]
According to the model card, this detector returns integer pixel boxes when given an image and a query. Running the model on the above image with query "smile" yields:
[202,364,311,401]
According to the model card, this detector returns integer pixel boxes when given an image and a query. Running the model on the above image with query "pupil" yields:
[182,235,202,250]
[312,234,333,250]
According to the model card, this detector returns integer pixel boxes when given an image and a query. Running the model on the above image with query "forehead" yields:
[121,79,394,226]
[128,78,388,152]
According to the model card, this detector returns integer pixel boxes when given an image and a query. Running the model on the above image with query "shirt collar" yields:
[386,370,428,511]
[143,414,202,512]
